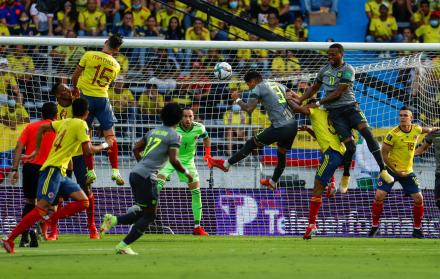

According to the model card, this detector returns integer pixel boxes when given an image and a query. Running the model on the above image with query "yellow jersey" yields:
[365,0,392,18]
[156,9,183,30]
[6,54,35,79]
[77,51,120,98]
[415,24,440,43]
[0,73,17,95]
[383,124,423,173]
[125,7,151,27]
[41,118,90,176]
[369,16,398,37]
[411,10,431,26]
[309,107,345,155]
[115,53,129,74]
[138,94,164,115]
[285,25,308,42]
[0,24,10,36]
[57,103,72,119]
[185,27,211,40]
[78,9,106,29]
[57,10,76,30]
[261,24,285,37]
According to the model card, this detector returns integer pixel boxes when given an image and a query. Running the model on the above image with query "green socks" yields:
[156,179,166,193]
[191,188,202,226]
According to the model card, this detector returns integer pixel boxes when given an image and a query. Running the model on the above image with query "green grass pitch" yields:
[1,235,439,279]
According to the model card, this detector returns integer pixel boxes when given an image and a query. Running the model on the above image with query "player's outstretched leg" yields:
[211,137,259,172]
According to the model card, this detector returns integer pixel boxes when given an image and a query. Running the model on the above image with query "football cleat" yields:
[115,243,138,255]
[340,176,350,194]
[46,225,58,241]
[303,224,317,240]
[326,182,337,199]
[1,238,15,254]
[193,226,209,236]
[99,214,117,238]
[380,169,394,184]
[368,226,380,238]
[85,169,97,186]
[111,169,125,186]
[260,178,277,190]
[412,229,424,239]
[19,232,29,248]
[29,230,39,247]
[208,158,229,172]
[89,224,100,240]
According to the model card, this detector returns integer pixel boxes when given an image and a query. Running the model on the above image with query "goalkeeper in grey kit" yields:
[99,103,192,255]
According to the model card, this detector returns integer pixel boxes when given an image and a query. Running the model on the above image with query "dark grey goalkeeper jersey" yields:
[316,63,356,109]
[249,81,295,128]
[132,125,181,179]
[424,130,440,174]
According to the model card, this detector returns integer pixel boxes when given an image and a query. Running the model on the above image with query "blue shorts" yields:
[37,167,82,204]
[81,94,116,131]
[315,148,343,186]
[377,168,421,195]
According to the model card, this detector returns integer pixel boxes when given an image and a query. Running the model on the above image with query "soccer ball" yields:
[214,62,232,80]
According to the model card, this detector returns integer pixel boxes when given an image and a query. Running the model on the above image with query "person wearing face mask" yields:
[223,99,250,156]
[124,0,151,28]
[415,11,440,43]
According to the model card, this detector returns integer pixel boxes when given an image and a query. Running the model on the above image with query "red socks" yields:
[372,200,384,227]
[50,200,89,224]
[309,196,322,225]
[8,207,47,241]
[108,138,119,169]
[87,193,95,227]
[413,203,424,229]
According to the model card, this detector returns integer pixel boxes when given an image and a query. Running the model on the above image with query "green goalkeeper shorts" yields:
[158,160,199,184]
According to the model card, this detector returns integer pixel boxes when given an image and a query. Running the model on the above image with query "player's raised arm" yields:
[71,64,84,98]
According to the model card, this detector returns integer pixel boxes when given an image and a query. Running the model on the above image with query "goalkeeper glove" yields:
[203,146,212,167]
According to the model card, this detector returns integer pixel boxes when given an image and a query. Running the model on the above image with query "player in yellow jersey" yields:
[1,98,111,254]
[72,34,124,186]
[50,82,100,239]
[368,107,435,239]
[287,97,346,240]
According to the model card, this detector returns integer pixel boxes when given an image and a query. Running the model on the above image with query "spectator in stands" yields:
[50,30,86,73]
[156,0,183,33]
[184,18,210,72]
[30,1,54,36]
[125,0,151,28]
[392,0,413,31]
[262,11,285,37]
[15,12,37,36]
[78,0,107,36]
[76,0,88,12]
[285,15,308,41]
[163,16,184,65]
[286,50,301,74]
[137,83,164,123]
[147,48,179,94]
[108,76,136,137]
[411,0,431,29]
[6,45,35,104]
[366,3,403,43]
[250,0,278,25]
[112,11,135,36]
[139,14,160,36]
[365,0,392,21]
[115,52,129,74]
[268,0,291,24]
[194,0,226,40]
[0,21,9,36]
[415,10,440,43]
[223,102,249,156]
[188,61,211,118]
[0,0,25,30]
[303,0,338,14]
[236,33,269,77]
[0,98,29,130]
[403,27,417,43]
[271,50,287,76]
[148,0,162,15]
[0,58,22,104]
[250,104,270,135]
[55,1,78,35]
[431,0,440,11]
[100,0,121,28]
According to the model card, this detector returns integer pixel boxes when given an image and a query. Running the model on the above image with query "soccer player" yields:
[72,33,124,186]
[51,82,100,239]
[10,102,58,247]
[297,43,394,192]
[1,98,110,254]
[157,107,211,236]
[99,103,193,255]
[415,130,440,209]
[287,97,345,239]
[209,71,298,190]
[368,107,434,239]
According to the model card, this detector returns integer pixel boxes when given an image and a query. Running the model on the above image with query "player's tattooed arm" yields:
[298,81,321,103]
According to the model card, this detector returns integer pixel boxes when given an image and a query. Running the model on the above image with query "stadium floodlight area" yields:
[0,37,439,238]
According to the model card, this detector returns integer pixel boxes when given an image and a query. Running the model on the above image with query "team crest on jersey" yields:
[337,72,342,77]
[48,192,54,199]
[377,181,383,187]
[386,134,393,141]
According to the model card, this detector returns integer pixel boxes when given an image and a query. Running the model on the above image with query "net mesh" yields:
[0,40,439,237]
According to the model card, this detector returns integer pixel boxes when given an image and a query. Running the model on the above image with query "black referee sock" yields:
[360,127,385,170]
[123,210,156,245]
[229,138,258,165]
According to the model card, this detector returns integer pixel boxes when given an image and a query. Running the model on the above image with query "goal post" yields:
[0,37,439,238]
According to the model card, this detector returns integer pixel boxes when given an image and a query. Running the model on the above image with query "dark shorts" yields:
[81,94,116,131]
[129,172,158,208]
[22,163,41,200]
[36,167,82,204]
[328,104,367,141]
[255,120,298,149]
[377,168,421,195]
[315,148,343,186]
